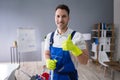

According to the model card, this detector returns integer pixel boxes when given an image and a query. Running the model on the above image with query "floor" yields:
[78,60,111,80]
[15,59,112,80]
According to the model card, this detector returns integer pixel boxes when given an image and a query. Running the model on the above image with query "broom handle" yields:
[51,70,54,80]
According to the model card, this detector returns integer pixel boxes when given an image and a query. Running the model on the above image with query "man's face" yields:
[55,9,69,30]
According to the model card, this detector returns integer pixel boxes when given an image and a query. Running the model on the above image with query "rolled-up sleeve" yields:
[44,33,51,51]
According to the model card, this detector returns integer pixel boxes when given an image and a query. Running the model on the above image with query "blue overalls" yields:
[49,31,78,80]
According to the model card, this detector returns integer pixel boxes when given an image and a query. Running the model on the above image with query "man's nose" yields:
[59,17,63,22]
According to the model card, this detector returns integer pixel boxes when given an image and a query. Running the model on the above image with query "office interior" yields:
[0,0,120,80]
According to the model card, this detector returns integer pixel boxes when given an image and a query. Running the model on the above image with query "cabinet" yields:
[91,23,115,63]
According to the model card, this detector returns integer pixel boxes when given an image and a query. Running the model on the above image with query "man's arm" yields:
[44,33,57,70]
[45,50,57,70]
[42,50,50,68]
[77,43,89,65]
[45,50,51,61]
[62,34,89,64]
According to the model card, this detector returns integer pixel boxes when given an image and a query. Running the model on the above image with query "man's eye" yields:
[62,15,66,18]
[57,15,60,18]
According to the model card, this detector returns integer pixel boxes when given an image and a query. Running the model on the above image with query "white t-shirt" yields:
[44,28,86,69]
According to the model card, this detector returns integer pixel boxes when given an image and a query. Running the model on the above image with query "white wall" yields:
[0,0,113,62]
[114,0,120,60]
[114,0,120,80]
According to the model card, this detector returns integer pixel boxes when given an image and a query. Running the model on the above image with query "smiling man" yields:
[44,4,89,80]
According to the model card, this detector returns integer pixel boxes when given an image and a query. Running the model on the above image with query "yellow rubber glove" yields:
[62,34,83,56]
[46,59,57,70]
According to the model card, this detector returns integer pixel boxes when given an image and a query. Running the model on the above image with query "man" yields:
[44,4,89,80]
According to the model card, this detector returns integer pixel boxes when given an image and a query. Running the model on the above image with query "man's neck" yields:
[57,27,68,35]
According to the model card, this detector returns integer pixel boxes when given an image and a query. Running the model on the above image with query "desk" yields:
[104,61,120,80]
[0,63,19,80]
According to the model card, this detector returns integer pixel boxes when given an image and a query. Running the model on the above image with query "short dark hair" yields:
[55,4,70,15]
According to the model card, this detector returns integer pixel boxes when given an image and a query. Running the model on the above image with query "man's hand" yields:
[62,34,83,56]
[46,59,57,70]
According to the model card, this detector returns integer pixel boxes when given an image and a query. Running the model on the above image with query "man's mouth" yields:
[58,22,64,25]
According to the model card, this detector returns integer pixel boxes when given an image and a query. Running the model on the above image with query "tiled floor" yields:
[15,59,112,80]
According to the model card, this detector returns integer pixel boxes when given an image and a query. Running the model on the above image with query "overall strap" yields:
[71,31,76,39]
[50,31,76,46]
[50,32,55,46]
